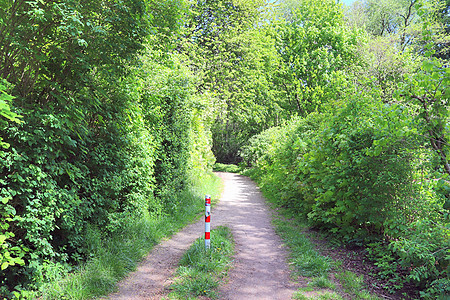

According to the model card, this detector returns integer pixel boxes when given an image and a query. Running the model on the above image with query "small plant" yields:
[293,289,344,300]
[335,271,364,294]
[309,276,336,289]
[366,242,404,294]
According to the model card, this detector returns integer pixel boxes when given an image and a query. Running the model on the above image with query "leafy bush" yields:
[391,219,449,298]
[0,1,217,297]
[304,98,416,241]
[242,92,449,296]
[241,114,322,214]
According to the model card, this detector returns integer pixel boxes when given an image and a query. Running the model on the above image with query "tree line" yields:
[239,0,450,298]
[0,0,449,298]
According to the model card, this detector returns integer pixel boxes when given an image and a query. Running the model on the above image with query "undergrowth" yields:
[33,173,222,300]
[166,226,234,299]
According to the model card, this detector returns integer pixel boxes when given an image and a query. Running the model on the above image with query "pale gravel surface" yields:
[107,172,298,300]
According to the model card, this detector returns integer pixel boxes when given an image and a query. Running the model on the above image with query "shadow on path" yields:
[107,172,298,300]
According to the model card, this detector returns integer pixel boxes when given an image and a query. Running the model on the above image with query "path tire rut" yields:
[107,172,298,300]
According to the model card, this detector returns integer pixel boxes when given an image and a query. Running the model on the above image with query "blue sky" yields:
[341,0,356,6]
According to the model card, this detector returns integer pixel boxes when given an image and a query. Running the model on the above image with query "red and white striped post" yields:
[205,194,211,249]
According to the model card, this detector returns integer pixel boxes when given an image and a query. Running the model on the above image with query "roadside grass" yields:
[213,163,242,173]
[38,173,222,300]
[272,208,382,300]
[334,271,380,300]
[293,291,343,300]
[166,226,234,299]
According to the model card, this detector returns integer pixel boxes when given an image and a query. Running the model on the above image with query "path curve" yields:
[107,172,298,300]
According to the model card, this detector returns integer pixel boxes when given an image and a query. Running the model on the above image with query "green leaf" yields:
[1,262,8,270]
[423,60,435,72]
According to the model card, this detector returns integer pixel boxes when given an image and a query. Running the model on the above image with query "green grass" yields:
[309,276,336,289]
[166,226,234,299]
[335,271,380,300]
[269,207,381,300]
[293,290,344,300]
[212,163,242,173]
[37,173,222,300]
[272,215,333,278]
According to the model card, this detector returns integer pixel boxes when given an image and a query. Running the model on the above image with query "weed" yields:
[293,289,344,300]
[309,276,336,289]
[335,270,381,300]
[335,270,364,294]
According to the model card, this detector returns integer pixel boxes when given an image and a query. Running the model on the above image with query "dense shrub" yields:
[242,94,449,297]
[0,2,216,297]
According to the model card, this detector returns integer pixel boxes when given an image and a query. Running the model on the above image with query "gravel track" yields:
[107,172,298,300]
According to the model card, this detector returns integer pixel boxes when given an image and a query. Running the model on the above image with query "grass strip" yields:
[37,173,222,300]
[166,226,234,299]
[272,208,381,300]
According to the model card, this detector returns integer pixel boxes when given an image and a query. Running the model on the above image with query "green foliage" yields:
[242,89,449,294]
[391,219,449,298]
[352,35,419,101]
[366,242,405,293]
[133,49,198,211]
[402,48,450,175]
[0,197,27,273]
[0,80,21,149]
[212,163,241,173]
[346,0,447,53]
[274,0,361,116]
[303,97,416,241]
[362,0,419,44]
[0,0,218,297]
[38,173,221,299]
[1,0,449,298]
[169,226,234,299]
[0,81,20,124]
[335,271,380,299]
[181,0,283,162]
[0,80,26,278]
[293,290,345,300]
[242,115,322,214]
[309,276,336,290]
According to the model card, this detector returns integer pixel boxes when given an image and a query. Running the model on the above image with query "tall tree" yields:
[210,25,283,162]
[274,0,361,116]
[346,0,448,52]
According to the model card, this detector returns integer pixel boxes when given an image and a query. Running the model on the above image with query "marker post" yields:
[205,195,211,249]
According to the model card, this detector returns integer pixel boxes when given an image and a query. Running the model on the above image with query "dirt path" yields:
[107,172,298,300]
